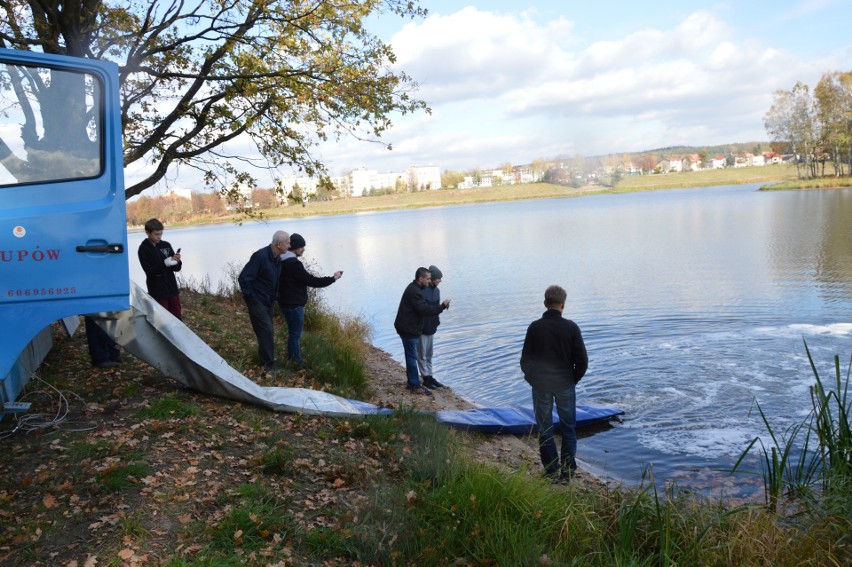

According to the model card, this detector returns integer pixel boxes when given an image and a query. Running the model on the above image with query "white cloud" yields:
[136,2,851,192]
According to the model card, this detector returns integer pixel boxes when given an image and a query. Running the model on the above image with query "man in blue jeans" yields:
[394,267,450,396]
[277,233,342,367]
[520,285,588,482]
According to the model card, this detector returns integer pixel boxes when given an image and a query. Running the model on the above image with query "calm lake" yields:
[127,184,852,494]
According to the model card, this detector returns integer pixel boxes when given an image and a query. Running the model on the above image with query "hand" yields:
[334,270,343,280]
[442,299,451,310]
[172,253,181,262]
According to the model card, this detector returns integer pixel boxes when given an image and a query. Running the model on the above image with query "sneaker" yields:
[407,385,433,396]
[423,376,445,389]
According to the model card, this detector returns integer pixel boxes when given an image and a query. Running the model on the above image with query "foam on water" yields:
[446,321,850,461]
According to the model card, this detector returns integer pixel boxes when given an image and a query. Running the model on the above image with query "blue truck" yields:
[0,48,129,410]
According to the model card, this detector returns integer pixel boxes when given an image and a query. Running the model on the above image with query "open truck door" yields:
[0,48,128,405]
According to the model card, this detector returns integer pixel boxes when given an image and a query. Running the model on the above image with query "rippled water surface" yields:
[128,184,852,490]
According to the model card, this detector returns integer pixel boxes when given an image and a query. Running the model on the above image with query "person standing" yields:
[238,230,290,372]
[417,264,445,389]
[83,316,124,369]
[520,285,588,482]
[277,233,342,366]
[137,218,183,319]
[394,267,450,395]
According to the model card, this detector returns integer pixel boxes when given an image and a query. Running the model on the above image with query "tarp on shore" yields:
[87,282,623,431]
[88,282,391,417]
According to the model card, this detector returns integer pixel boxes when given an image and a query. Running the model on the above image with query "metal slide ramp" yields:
[89,282,388,417]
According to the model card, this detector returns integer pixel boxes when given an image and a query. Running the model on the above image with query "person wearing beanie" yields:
[277,233,342,366]
[394,267,451,395]
[418,265,446,389]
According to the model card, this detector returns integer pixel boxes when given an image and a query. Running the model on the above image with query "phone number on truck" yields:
[6,287,77,297]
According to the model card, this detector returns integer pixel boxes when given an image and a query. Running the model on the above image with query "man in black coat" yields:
[520,285,588,481]
[277,233,342,366]
[394,267,450,395]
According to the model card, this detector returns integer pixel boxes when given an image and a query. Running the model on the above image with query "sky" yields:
[135,0,852,192]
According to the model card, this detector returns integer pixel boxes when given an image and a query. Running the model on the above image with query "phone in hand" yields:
[176,248,181,254]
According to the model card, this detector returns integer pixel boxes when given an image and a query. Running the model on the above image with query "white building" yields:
[406,165,441,191]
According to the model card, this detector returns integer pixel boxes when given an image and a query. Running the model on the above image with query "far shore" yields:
[137,164,851,230]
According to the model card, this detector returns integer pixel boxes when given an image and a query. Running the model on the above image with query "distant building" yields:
[406,165,441,191]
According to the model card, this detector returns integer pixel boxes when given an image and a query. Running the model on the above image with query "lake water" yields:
[127,184,852,494]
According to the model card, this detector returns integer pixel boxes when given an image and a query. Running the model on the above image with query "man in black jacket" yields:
[394,267,450,395]
[520,285,588,481]
[239,230,290,372]
[277,233,342,366]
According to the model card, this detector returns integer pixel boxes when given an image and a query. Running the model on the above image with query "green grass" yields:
[99,460,152,491]
[203,485,296,555]
[299,284,372,397]
[137,394,201,419]
[761,175,852,190]
[7,286,851,566]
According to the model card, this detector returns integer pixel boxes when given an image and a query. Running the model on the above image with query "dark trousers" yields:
[156,295,182,320]
[246,297,275,368]
[84,317,121,365]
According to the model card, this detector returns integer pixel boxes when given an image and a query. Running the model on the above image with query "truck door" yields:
[0,49,128,389]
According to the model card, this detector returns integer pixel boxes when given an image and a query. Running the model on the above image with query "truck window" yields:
[0,62,103,186]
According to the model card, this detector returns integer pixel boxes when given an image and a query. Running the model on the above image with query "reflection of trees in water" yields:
[770,190,852,301]
[816,190,852,296]
[0,64,100,184]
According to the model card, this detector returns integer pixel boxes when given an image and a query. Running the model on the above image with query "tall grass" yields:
[301,283,371,397]
[733,341,852,513]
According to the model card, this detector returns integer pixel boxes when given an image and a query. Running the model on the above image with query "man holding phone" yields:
[138,218,183,320]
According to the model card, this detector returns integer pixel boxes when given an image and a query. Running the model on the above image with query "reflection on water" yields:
[128,184,852,491]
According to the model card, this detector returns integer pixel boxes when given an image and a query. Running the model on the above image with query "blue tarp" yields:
[436,404,624,434]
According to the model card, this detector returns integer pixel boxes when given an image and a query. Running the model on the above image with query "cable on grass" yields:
[0,373,98,439]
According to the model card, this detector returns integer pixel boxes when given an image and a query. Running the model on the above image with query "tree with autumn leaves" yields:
[0,0,429,202]
[764,70,852,179]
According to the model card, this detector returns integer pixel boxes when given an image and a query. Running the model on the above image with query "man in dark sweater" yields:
[520,285,588,482]
[394,267,450,395]
[277,233,342,366]
[137,218,182,319]
[239,230,290,372]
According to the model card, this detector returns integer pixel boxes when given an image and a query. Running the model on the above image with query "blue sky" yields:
[134,1,851,192]
[318,0,851,175]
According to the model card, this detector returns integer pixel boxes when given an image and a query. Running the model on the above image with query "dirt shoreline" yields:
[359,343,609,485]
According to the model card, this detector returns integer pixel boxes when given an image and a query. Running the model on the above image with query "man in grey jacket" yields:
[520,285,588,482]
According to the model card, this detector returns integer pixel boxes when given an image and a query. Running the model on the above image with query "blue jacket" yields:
[238,245,280,305]
[420,284,441,336]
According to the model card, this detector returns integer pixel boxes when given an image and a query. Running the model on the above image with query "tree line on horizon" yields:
[763,70,852,179]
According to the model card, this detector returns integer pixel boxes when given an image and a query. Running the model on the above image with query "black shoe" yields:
[94,360,119,369]
[423,376,444,389]
[407,385,433,396]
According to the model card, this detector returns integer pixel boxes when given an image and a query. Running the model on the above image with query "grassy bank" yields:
[1,288,850,565]
[162,165,803,229]
[760,176,852,191]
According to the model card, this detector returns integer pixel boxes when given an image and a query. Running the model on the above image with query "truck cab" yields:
[0,48,128,405]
